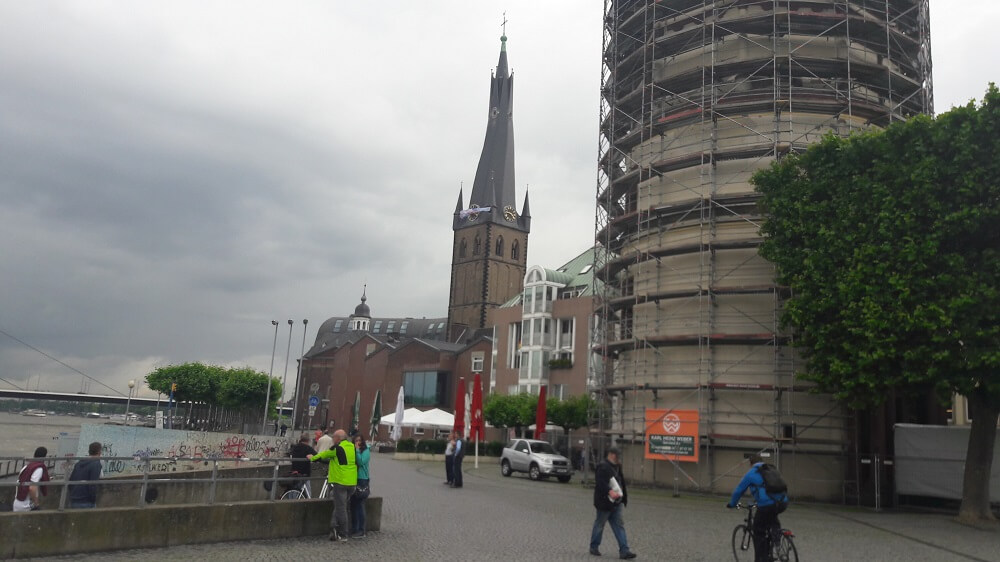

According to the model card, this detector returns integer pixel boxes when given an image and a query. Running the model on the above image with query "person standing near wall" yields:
[350,434,371,538]
[450,434,464,488]
[68,442,103,509]
[13,447,50,512]
[316,426,333,453]
[312,429,356,542]
[443,432,456,485]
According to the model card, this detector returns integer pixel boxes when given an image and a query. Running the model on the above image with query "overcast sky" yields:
[0,1,996,400]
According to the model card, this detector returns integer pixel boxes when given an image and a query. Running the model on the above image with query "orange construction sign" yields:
[644,409,699,463]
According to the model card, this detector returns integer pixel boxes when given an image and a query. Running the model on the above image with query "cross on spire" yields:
[502,12,508,36]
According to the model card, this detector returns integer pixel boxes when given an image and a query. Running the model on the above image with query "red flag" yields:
[535,385,548,440]
[470,373,484,441]
[453,376,466,436]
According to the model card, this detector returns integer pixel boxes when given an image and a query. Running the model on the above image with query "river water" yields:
[0,411,85,460]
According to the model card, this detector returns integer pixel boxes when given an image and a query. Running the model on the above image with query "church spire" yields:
[466,33,516,223]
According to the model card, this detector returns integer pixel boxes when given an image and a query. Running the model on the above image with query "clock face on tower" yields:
[467,203,481,221]
[503,205,517,221]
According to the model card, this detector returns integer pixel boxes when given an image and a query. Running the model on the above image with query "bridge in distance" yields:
[0,389,292,415]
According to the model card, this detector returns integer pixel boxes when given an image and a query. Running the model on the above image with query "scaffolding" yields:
[590,0,932,501]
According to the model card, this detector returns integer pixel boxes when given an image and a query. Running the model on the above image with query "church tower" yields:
[448,33,530,340]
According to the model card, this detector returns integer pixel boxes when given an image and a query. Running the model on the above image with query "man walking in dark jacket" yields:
[590,447,637,559]
[69,441,103,509]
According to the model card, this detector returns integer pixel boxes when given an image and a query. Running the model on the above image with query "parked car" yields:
[500,439,573,482]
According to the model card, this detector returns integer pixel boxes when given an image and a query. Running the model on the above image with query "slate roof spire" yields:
[468,34,516,217]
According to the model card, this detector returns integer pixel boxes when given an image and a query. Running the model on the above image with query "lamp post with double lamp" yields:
[262,320,279,434]
[124,379,135,426]
[279,319,294,433]
[290,319,308,431]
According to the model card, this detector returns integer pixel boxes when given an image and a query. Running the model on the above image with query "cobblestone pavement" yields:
[39,453,1000,561]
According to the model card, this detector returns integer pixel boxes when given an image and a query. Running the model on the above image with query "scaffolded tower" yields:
[592,0,932,499]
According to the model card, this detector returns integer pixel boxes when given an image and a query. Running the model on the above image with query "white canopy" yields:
[380,408,423,428]
[379,407,455,430]
[416,408,456,430]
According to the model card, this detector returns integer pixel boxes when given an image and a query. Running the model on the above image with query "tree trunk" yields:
[957,390,999,524]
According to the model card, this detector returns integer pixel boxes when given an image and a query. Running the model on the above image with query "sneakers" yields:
[351,532,366,539]
[620,552,637,560]
[329,530,348,543]
[590,547,602,556]
[328,531,339,542]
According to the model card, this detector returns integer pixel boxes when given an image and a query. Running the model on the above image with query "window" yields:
[580,263,593,274]
[366,343,376,355]
[373,320,382,333]
[333,319,343,332]
[496,236,504,257]
[473,235,481,255]
[512,240,520,260]
[459,239,467,258]
[558,318,575,350]
[403,371,446,406]
[400,321,409,334]
[471,352,484,372]
[508,322,522,368]
[386,321,396,333]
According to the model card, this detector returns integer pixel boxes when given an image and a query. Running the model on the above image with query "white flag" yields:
[459,206,492,219]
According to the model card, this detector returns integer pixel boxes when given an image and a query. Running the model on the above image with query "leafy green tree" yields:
[547,393,594,436]
[754,86,1000,523]
[483,393,538,437]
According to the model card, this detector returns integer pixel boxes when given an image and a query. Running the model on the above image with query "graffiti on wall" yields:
[76,424,292,475]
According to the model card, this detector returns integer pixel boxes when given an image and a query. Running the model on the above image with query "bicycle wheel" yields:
[281,489,303,500]
[731,524,754,561]
[774,532,798,562]
[318,482,331,499]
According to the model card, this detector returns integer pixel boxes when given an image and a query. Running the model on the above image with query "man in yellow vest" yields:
[312,429,357,541]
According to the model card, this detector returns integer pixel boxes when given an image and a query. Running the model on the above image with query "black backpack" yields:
[757,463,789,512]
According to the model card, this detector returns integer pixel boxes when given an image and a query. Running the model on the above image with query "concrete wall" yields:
[0,496,383,559]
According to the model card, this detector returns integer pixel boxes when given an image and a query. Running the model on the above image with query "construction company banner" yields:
[644,409,699,463]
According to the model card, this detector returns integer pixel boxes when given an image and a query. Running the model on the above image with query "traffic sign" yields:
[308,396,320,407]
[308,406,317,416]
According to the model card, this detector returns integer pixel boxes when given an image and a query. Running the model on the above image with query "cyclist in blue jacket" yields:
[726,453,786,562]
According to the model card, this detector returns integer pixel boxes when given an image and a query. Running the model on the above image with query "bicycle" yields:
[731,503,797,562]
[279,472,333,500]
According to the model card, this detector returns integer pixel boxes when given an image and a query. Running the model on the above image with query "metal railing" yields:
[1,455,320,510]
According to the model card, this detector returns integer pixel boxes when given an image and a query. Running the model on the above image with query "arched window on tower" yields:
[496,236,504,257]
[459,239,467,258]
[473,235,481,255]
[512,239,520,261]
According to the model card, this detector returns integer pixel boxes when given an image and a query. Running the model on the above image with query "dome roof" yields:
[352,288,371,318]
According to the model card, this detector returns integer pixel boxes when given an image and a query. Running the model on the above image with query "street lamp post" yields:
[124,380,135,426]
[279,319,293,433]
[262,320,279,434]
[290,319,308,431]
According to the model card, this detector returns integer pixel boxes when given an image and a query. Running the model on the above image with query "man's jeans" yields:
[70,500,96,509]
[331,484,355,538]
[590,503,630,554]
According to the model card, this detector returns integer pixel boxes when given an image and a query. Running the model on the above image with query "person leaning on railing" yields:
[13,447,51,512]
[311,429,356,542]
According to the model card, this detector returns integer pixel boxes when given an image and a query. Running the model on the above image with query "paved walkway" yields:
[40,454,999,561]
